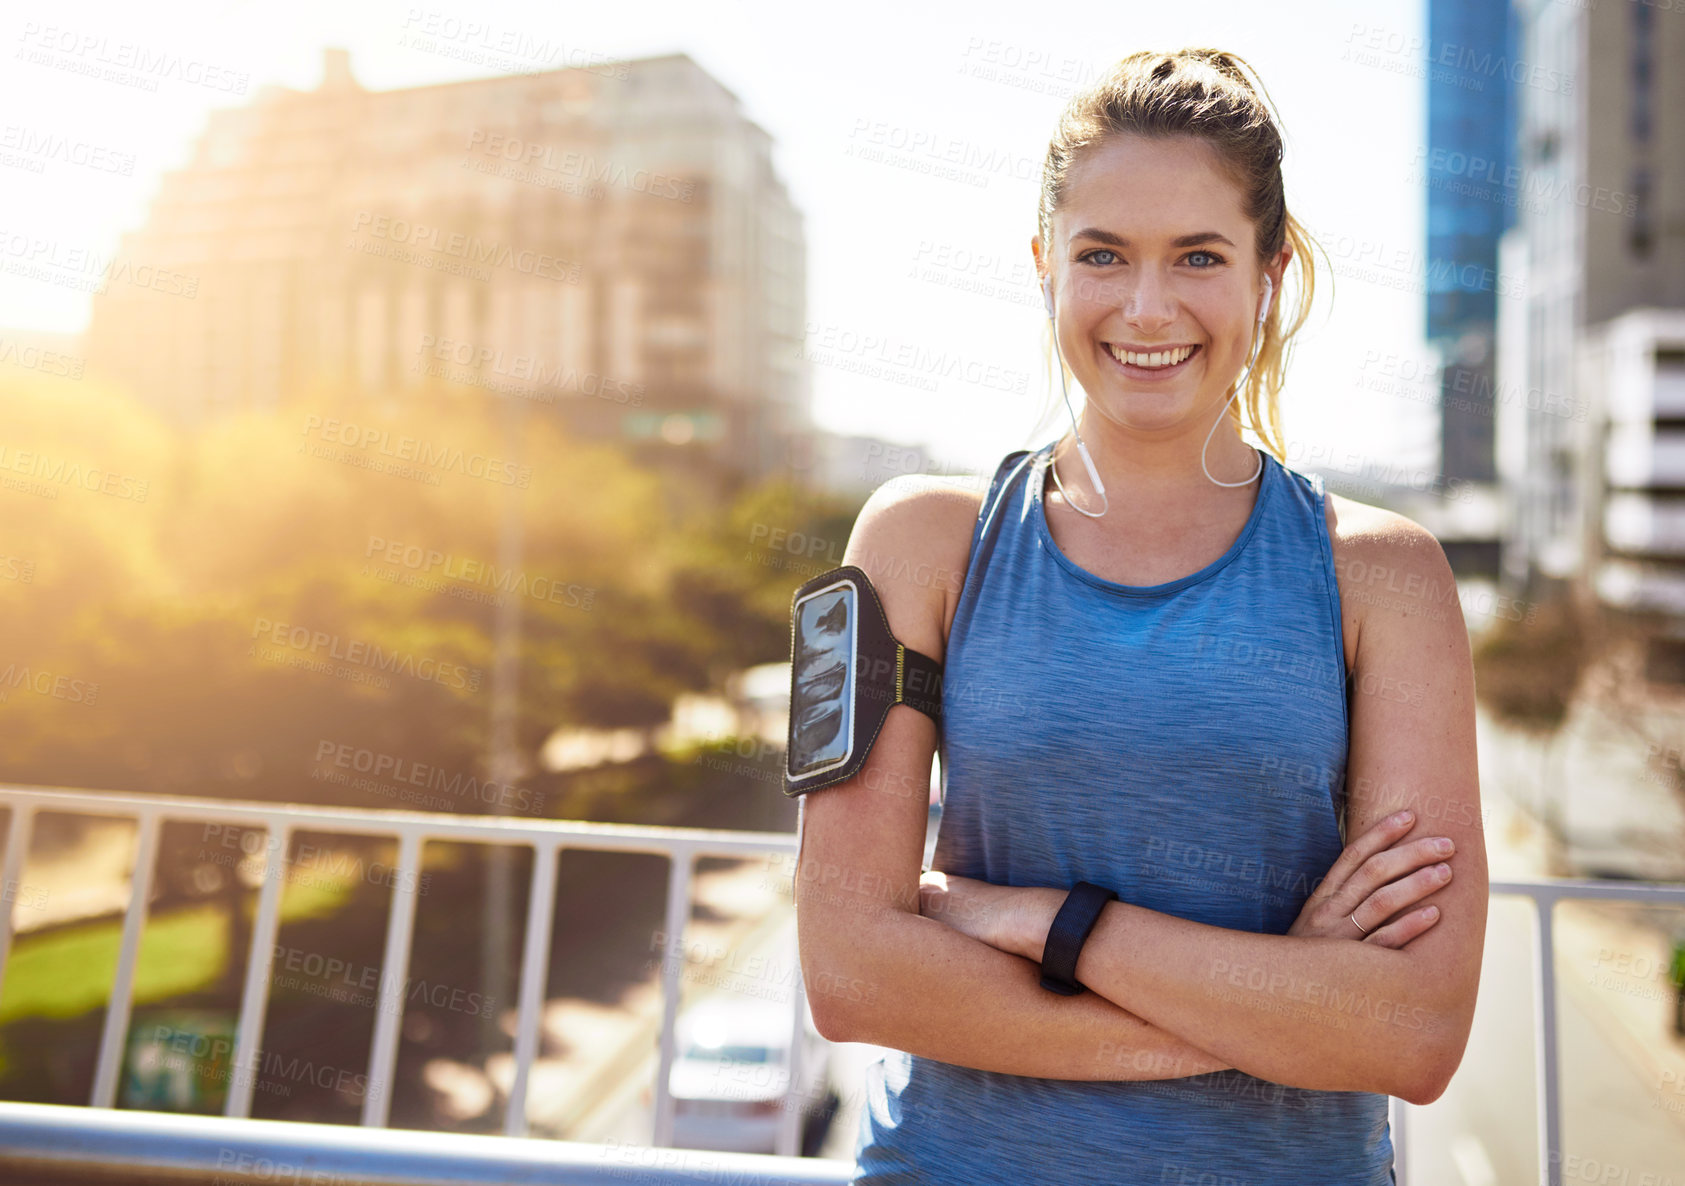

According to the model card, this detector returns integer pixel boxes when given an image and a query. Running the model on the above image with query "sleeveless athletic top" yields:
[848,440,1396,1185]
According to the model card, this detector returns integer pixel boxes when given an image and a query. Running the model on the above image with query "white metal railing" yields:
[0,783,819,1158]
[1391,877,1685,1186]
[3,786,1685,1185]
[0,1097,854,1183]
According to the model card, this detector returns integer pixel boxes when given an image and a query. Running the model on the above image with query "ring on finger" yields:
[1349,911,1370,936]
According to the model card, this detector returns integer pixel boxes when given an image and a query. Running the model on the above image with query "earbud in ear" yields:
[1042,276,1055,318]
[1257,276,1273,326]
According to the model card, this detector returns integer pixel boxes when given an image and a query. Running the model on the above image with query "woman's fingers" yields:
[1359,904,1441,949]
[1295,816,1456,944]
[1320,809,1417,900]
[1346,838,1455,920]
[1368,857,1454,917]
[1297,810,1418,926]
[1355,861,1453,942]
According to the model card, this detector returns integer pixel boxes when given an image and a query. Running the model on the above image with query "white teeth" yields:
[1108,344,1194,368]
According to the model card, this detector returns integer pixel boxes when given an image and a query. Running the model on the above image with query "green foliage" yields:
[0,376,858,809]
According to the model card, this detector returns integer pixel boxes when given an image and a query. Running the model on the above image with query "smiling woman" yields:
[792,46,1486,1186]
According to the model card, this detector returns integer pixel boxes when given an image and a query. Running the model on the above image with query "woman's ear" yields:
[1265,241,1293,307]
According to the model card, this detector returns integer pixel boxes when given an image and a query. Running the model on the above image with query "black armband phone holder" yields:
[784,565,943,798]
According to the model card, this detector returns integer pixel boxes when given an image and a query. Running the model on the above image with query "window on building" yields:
[1632,1,1654,143]
[1630,166,1652,258]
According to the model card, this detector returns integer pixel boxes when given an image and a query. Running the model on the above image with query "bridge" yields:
[0,784,1680,1185]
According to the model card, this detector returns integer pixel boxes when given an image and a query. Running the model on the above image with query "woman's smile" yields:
[1098,339,1203,383]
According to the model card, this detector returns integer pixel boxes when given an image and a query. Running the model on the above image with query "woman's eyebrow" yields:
[1071,228,1237,249]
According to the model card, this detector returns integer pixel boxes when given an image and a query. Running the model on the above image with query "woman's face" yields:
[1037,133,1285,437]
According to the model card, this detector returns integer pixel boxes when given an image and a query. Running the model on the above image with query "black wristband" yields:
[1038,881,1117,996]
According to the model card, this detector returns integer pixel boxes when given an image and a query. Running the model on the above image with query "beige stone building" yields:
[85,48,808,490]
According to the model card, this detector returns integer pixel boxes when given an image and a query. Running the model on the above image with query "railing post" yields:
[1533,891,1562,1186]
[226,824,292,1119]
[652,844,694,1149]
[0,803,38,1008]
[1390,1093,1409,1184]
[362,829,424,1127]
[90,811,161,1109]
[504,842,558,1138]
[777,954,806,1158]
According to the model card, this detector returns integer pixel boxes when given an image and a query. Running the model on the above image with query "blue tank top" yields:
[848,440,1395,1185]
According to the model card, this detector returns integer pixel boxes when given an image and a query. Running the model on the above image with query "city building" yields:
[1498,0,1685,675]
[1423,0,1518,490]
[83,48,809,492]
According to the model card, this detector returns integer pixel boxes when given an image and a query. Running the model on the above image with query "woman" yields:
[793,48,1487,1184]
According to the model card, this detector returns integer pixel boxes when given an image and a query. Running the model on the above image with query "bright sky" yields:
[1,0,1440,474]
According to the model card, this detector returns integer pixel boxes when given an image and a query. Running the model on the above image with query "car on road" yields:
[668,992,838,1156]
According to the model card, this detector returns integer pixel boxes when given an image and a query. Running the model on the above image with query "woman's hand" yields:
[918,870,1065,962]
[921,807,1456,959]
[1288,809,1454,947]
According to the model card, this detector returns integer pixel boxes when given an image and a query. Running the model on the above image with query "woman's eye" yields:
[1081,249,1118,266]
[1186,250,1224,267]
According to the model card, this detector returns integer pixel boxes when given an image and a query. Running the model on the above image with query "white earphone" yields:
[1041,272,1273,516]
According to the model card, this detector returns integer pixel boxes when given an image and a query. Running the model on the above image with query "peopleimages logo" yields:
[0,663,99,705]
[16,23,251,94]
[0,125,137,175]
[312,740,542,814]
[250,618,481,692]
[363,536,594,611]
[348,211,582,283]
[1408,147,1634,217]
[300,416,531,488]
[0,443,149,500]
[800,321,1030,394]
[414,334,644,406]
[462,131,695,202]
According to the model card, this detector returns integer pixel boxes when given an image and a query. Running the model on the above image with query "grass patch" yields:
[0,865,355,1027]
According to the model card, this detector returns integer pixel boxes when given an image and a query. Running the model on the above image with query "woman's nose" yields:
[1120,281,1177,330]
[1071,272,1180,331]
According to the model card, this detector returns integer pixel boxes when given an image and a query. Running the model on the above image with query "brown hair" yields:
[1030,47,1327,463]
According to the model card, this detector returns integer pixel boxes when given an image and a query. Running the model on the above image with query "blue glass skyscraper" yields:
[1424,0,1519,484]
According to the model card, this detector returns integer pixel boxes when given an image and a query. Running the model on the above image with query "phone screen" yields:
[789,580,855,779]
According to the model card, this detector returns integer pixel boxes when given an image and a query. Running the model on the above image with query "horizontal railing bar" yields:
[0,785,795,857]
[1488,877,1685,904]
[0,1099,855,1184]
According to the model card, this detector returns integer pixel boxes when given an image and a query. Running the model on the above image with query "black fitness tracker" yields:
[1039,881,1118,995]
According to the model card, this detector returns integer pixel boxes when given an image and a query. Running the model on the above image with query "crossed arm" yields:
[797,502,1487,1106]
[796,803,1235,1083]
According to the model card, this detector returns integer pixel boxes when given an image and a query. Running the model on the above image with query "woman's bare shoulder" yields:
[841,472,992,662]
[1323,488,1458,670]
